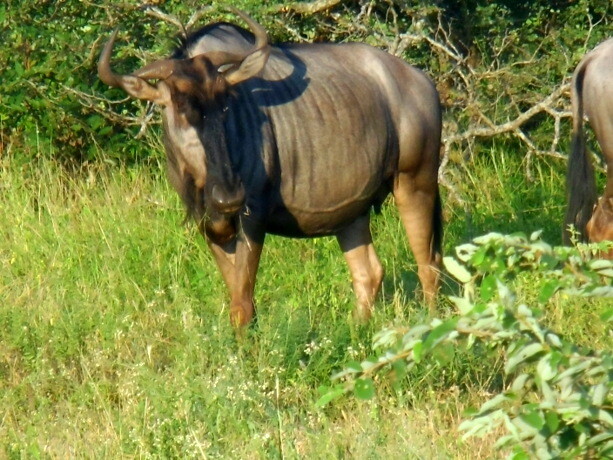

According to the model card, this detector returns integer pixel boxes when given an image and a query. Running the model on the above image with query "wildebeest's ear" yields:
[119,75,171,105]
[222,47,270,85]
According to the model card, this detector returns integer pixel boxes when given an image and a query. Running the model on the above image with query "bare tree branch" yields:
[143,5,218,36]
[277,0,342,15]
[62,84,158,138]
[143,6,186,37]
[356,5,578,199]
[186,6,216,32]
[442,83,571,149]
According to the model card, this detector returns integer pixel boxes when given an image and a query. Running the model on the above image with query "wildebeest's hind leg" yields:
[336,214,384,321]
[585,118,613,250]
[393,172,442,313]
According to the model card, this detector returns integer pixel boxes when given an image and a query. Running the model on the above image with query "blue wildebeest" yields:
[565,38,613,256]
[98,9,443,326]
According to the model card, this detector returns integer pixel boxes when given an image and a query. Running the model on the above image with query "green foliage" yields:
[451,231,613,300]
[0,1,283,162]
[319,232,612,458]
[1,0,610,163]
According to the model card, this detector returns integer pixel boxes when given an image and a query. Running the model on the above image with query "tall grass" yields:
[0,148,609,458]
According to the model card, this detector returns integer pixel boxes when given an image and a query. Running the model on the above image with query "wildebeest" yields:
[564,37,613,256]
[98,9,443,326]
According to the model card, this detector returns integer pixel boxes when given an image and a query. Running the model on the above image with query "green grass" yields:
[0,149,610,458]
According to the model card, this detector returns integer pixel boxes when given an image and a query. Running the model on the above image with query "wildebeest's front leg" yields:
[205,216,265,327]
[205,238,237,292]
[229,218,265,327]
[205,227,265,327]
[336,214,384,321]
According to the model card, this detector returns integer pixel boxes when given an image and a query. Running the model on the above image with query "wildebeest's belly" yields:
[268,123,393,236]
[264,187,387,237]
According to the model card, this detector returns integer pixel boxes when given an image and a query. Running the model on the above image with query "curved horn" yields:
[99,30,175,83]
[98,29,122,88]
[132,59,176,81]
[179,8,270,71]
[98,30,168,103]
[227,7,269,51]
[200,8,271,85]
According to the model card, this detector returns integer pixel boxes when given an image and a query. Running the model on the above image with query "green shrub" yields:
[318,232,612,458]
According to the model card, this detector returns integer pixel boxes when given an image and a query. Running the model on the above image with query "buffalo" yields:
[98,9,443,326]
[564,38,613,257]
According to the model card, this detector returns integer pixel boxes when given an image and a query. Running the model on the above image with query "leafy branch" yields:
[317,232,612,459]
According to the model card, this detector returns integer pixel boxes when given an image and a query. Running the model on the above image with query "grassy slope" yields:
[0,150,610,458]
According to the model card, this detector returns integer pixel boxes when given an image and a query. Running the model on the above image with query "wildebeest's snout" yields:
[210,180,246,215]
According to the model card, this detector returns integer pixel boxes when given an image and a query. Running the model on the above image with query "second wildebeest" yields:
[565,37,613,257]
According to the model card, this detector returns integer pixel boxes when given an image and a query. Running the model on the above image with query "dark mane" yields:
[172,22,255,59]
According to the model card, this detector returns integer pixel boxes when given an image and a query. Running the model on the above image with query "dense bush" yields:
[1,0,610,164]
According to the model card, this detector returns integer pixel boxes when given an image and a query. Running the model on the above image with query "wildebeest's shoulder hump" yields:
[173,22,256,59]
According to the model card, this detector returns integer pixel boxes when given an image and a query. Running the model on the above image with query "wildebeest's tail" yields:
[564,59,597,244]
[431,188,443,262]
